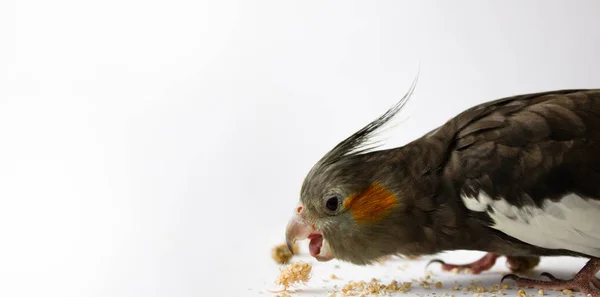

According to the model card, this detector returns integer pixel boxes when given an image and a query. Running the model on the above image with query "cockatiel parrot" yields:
[284,81,600,295]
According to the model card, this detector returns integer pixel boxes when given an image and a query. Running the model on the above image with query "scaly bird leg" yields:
[501,258,600,297]
[427,254,541,274]
[427,253,500,274]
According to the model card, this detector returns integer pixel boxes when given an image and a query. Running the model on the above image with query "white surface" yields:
[2,1,600,297]
[252,246,591,297]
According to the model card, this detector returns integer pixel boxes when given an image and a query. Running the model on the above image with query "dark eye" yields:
[325,195,340,212]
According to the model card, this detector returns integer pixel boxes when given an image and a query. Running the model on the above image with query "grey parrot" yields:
[284,80,600,295]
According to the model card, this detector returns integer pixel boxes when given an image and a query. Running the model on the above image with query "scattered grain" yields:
[271,243,299,264]
[334,278,412,296]
[488,284,501,292]
[537,289,544,296]
[274,261,312,289]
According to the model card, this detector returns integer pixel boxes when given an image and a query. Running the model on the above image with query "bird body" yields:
[444,89,600,258]
[284,86,600,293]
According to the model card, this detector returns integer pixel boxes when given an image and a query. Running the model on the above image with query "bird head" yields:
[285,78,419,265]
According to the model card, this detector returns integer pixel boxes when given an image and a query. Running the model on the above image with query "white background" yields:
[1,1,600,297]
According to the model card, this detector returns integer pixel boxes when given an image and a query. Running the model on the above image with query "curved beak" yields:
[284,204,334,261]
[285,214,312,255]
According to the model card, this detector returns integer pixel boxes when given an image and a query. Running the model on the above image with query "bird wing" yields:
[441,89,600,257]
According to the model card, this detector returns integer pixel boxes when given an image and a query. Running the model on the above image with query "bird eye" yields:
[325,195,340,212]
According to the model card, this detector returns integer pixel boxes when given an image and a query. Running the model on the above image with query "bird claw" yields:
[495,258,600,297]
[425,253,498,274]
[425,259,446,270]
[540,272,559,281]
[501,273,519,283]
[501,272,561,284]
[425,258,473,273]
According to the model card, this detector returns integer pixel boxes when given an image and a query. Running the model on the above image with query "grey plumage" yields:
[285,87,600,294]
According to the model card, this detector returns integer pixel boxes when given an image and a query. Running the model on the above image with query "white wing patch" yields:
[462,192,600,257]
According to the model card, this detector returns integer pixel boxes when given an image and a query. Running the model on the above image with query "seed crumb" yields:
[489,284,501,292]
[274,261,312,289]
[537,289,544,296]
[330,274,339,280]
[436,282,443,288]
[333,278,412,295]
[271,243,299,264]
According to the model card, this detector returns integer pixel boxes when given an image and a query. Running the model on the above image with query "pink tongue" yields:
[309,235,323,257]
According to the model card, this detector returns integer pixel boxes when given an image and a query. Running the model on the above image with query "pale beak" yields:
[285,214,312,255]
[285,204,334,261]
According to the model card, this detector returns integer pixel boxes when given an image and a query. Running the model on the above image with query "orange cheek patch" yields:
[342,182,399,225]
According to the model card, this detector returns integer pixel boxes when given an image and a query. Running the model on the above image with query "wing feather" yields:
[445,89,600,257]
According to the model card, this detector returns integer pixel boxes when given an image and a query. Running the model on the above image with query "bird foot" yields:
[427,253,541,275]
[427,253,499,274]
[501,258,600,297]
